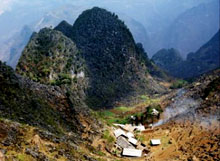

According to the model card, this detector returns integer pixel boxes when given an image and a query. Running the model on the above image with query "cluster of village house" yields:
[113,122,161,157]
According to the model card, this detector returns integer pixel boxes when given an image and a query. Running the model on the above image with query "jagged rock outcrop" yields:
[16,28,87,88]
[0,61,103,160]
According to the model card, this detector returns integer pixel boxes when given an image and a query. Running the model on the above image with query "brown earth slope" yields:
[142,69,220,161]
[0,61,104,160]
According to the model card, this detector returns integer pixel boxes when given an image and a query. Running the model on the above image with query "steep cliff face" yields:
[17,28,86,84]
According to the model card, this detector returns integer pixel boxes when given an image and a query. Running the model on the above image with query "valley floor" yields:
[0,70,220,161]
[91,71,220,161]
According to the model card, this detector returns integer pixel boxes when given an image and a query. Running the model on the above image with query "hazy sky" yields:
[0,0,217,41]
[0,0,15,15]
[0,0,218,61]
[0,0,214,17]
[0,0,209,14]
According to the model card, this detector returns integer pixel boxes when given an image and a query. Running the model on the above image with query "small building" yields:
[122,148,142,157]
[126,132,134,138]
[135,125,145,131]
[128,137,138,145]
[152,109,159,116]
[150,139,161,146]
[123,124,136,132]
[114,129,126,138]
[116,136,135,149]
[113,124,125,128]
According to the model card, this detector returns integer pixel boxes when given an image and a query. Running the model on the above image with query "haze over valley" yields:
[0,0,219,66]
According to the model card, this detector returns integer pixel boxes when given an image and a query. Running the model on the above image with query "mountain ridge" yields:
[17,7,168,109]
[165,0,219,58]
[152,29,220,79]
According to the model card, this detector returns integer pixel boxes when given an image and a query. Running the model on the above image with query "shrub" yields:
[146,104,163,115]
[114,106,132,113]
[102,130,115,143]
[170,80,188,89]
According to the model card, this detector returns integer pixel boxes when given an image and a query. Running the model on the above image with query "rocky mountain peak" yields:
[16,28,86,87]
[17,7,167,109]
[54,20,73,38]
[70,7,166,108]
[152,48,183,65]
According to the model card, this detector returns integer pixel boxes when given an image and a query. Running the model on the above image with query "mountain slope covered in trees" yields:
[17,7,167,109]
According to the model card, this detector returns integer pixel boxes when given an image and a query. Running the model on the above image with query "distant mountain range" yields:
[152,30,220,79]
[0,6,150,69]
[0,0,218,68]
[1,26,32,68]
[151,48,183,77]
[165,0,219,58]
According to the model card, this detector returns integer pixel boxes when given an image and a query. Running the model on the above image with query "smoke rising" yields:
[153,89,200,127]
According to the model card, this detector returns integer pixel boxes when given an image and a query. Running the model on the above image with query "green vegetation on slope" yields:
[56,7,168,108]
[17,7,167,110]
[0,61,93,135]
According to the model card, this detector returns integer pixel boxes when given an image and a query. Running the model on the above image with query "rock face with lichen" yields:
[17,7,167,109]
